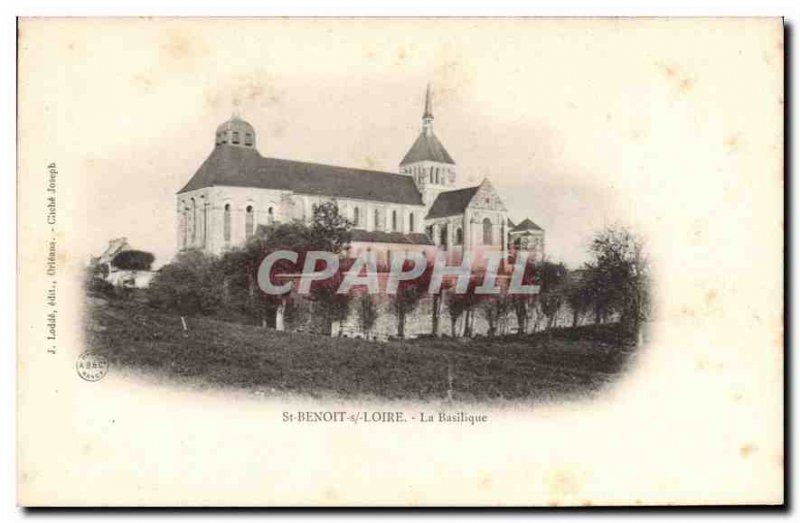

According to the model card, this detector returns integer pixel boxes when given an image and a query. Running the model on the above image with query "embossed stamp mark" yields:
[76,351,109,382]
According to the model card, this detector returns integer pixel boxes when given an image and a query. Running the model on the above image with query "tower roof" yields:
[215,113,256,148]
[510,218,544,232]
[400,132,455,166]
[400,84,455,166]
[216,113,255,135]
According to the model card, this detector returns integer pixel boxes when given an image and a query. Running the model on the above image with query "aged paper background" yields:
[17,18,783,505]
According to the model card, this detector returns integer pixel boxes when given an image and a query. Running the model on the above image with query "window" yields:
[374,208,380,230]
[202,200,208,247]
[244,133,253,146]
[429,169,434,184]
[354,207,360,227]
[409,212,415,232]
[439,224,448,246]
[435,168,440,184]
[482,218,492,245]
[391,210,398,232]
[223,204,231,242]
[245,205,254,238]
[455,227,463,245]
[190,198,197,243]
[268,206,274,225]
[182,204,189,247]
[232,131,240,144]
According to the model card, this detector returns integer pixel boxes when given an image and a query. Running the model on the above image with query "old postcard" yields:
[17,17,784,506]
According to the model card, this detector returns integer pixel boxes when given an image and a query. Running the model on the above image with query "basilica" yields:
[176,87,545,266]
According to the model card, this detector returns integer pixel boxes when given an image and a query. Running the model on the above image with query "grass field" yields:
[84,297,638,403]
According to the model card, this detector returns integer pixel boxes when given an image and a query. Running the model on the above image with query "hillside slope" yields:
[84,298,636,402]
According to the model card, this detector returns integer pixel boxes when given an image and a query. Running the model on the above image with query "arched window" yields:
[190,198,197,243]
[268,206,274,225]
[245,205,254,239]
[455,227,463,245]
[202,200,208,247]
[223,204,231,242]
[354,207,360,227]
[439,224,448,246]
[374,208,380,231]
[181,204,188,247]
[392,210,398,231]
[429,169,434,184]
[482,218,493,245]
[409,212,415,233]
[436,167,441,184]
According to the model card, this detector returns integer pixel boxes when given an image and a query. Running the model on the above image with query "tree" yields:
[583,225,650,340]
[147,249,220,315]
[445,273,484,338]
[83,263,114,297]
[226,201,355,332]
[111,250,155,272]
[307,260,352,335]
[508,254,538,335]
[430,270,450,337]
[309,200,354,253]
[480,293,513,337]
[357,294,378,339]
[564,272,592,327]
[536,260,568,331]
[392,260,432,339]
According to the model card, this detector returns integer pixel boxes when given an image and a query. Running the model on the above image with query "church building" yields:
[176,86,545,267]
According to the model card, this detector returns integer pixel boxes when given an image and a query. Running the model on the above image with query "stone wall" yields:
[280,291,608,341]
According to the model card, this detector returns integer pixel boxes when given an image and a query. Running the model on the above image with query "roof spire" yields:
[423,83,433,119]
[422,83,434,134]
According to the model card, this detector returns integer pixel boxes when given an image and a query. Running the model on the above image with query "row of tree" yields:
[141,201,649,340]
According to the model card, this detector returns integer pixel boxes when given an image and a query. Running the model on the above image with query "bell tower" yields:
[400,84,457,207]
[215,112,257,150]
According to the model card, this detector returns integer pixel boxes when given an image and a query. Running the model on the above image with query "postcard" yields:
[17,17,784,506]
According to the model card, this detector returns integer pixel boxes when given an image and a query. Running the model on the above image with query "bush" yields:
[111,250,155,272]
[86,276,115,298]
[147,249,221,315]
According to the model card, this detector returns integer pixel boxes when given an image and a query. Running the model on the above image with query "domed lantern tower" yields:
[215,113,256,149]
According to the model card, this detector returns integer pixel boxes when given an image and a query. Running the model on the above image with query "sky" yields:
[18,18,783,270]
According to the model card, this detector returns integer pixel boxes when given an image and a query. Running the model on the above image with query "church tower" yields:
[215,112,257,149]
[400,85,456,207]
